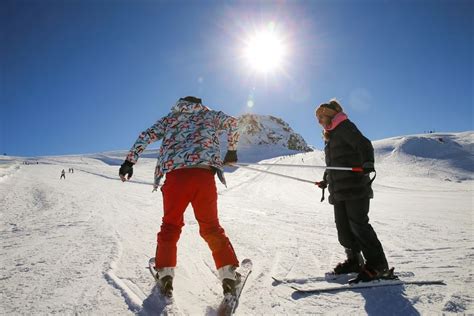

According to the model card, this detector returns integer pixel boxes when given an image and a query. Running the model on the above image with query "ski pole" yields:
[230,163,321,185]
[233,162,363,173]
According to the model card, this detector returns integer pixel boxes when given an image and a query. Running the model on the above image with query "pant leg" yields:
[345,198,388,269]
[155,170,191,268]
[190,169,239,269]
[334,200,360,252]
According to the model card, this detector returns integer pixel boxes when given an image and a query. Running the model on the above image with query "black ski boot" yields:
[333,248,364,274]
[159,275,173,297]
[349,265,397,284]
[222,272,241,296]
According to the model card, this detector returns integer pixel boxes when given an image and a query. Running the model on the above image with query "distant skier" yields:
[315,99,391,282]
[119,96,240,296]
[60,169,66,179]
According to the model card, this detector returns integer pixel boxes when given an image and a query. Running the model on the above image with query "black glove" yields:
[363,167,375,174]
[316,180,327,189]
[223,150,238,165]
[119,160,134,181]
[362,162,375,174]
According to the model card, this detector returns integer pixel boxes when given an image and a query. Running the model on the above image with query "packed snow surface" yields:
[1,132,472,315]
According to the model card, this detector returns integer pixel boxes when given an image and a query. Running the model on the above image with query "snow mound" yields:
[373,131,473,181]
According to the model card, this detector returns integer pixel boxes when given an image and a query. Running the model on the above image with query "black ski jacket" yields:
[323,119,374,204]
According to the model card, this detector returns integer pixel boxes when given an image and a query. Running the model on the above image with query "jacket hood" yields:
[171,99,210,114]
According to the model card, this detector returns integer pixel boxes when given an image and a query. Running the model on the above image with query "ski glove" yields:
[119,160,134,181]
[362,162,375,174]
[316,180,327,189]
[316,180,327,202]
[223,150,238,165]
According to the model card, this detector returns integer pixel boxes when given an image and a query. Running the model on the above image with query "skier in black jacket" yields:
[316,99,391,282]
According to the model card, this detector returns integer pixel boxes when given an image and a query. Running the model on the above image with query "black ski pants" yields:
[333,197,388,270]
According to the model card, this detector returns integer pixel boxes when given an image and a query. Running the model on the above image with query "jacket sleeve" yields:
[214,111,240,151]
[341,122,374,167]
[126,118,166,163]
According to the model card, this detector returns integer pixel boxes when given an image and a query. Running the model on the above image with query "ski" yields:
[217,258,253,316]
[272,270,415,286]
[291,279,445,294]
[272,272,357,285]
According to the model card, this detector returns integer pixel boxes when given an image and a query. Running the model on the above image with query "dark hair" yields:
[181,96,202,104]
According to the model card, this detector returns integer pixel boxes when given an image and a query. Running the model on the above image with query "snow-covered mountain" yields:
[1,131,473,315]
[233,113,313,162]
[237,114,312,151]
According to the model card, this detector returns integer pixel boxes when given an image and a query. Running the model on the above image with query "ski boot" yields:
[333,248,364,274]
[156,267,174,298]
[349,265,397,284]
[222,278,236,296]
[218,265,241,296]
[159,275,173,297]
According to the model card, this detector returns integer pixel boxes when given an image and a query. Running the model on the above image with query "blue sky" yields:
[1,0,472,157]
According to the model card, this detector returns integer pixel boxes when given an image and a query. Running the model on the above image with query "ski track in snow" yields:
[1,133,473,315]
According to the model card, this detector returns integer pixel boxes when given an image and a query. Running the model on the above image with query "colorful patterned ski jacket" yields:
[125,99,239,188]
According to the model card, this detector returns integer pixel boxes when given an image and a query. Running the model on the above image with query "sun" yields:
[243,26,287,73]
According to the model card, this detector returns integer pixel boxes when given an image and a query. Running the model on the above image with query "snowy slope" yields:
[1,131,473,315]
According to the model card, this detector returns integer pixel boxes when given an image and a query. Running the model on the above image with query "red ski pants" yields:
[155,168,239,269]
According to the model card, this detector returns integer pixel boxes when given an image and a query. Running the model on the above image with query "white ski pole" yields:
[230,163,321,185]
[233,162,363,173]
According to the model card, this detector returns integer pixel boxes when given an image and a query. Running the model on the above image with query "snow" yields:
[1,131,473,315]
[0,160,20,183]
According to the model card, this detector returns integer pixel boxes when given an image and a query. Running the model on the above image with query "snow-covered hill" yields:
[373,131,474,182]
[1,131,473,315]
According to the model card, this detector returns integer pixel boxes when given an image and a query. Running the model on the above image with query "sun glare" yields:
[244,27,286,73]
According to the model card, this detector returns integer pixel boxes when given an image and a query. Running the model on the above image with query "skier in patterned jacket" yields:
[119,96,240,296]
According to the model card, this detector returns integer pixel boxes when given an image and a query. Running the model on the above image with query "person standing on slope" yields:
[315,99,391,282]
[60,169,66,179]
[119,96,240,296]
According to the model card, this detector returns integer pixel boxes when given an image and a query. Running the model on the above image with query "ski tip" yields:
[271,276,283,286]
[148,257,156,270]
[428,280,446,285]
[241,258,252,268]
